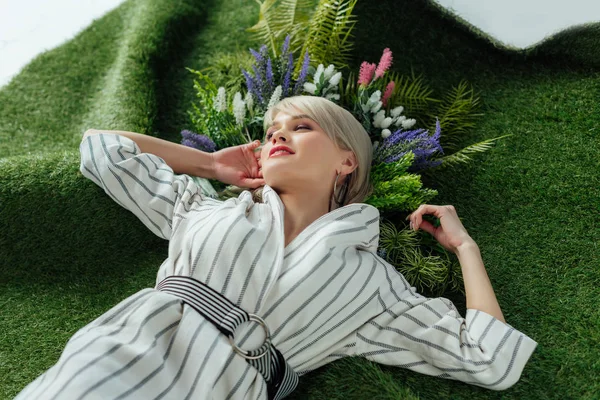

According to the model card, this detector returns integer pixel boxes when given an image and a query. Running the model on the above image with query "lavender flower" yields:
[249,44,268,65]
[242,69,263,104]
[282,52,293,97]
[252,64,266,105]
[293,51,310,95]
[250,48,263,64]
[281,35,291,58]
[180,130,217,152]
[374,119,444,172]
[266,58,274,90]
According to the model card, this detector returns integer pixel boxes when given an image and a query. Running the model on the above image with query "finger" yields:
[413,219,435,234]
[251,140,262,153]
[242,178,266,188]
[412,204,444,227]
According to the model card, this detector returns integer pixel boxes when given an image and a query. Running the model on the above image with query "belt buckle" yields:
[228,313,272,360]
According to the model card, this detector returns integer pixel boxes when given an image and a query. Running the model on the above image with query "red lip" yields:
[269,145,295,157]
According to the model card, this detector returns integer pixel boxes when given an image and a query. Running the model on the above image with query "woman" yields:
[15,96,537,399]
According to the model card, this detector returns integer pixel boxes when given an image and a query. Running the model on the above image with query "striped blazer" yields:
[15,133,538,399]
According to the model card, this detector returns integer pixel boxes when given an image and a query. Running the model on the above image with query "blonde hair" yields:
[251,95,373,210]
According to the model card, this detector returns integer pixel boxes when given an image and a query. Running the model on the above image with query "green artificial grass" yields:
[1,0,599,398]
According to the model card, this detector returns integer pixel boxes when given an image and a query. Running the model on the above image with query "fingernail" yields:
[409,221,413,230]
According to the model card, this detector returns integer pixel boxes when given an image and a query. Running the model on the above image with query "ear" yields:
[339,150,358,177]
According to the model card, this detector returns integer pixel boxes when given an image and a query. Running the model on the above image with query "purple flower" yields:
[281,35,291,57]
[282,52,293,97]
[250,44,268,65]
[293,51,310,95]
[250,48,263,64]
[242,69,263,104]
[375,119,444,172]
[266,58,274,89]
[180,130,217,152]
[252,64,266,105]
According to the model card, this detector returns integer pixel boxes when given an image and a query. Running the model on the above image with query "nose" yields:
[271,130,287,144]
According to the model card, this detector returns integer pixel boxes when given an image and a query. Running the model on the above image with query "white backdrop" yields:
[1,0,599,89]
[434,0,600,47]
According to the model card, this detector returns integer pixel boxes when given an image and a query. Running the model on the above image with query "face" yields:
[259,109,353,192]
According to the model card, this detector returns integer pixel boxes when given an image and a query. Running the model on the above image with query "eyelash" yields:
[266,124,309,140]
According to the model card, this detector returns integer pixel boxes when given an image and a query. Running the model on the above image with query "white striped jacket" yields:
[15,132,538,399]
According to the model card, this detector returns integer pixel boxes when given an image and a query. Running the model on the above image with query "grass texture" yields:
[0,0,598,398]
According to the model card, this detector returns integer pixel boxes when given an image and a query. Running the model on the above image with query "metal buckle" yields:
[228,313,272,360]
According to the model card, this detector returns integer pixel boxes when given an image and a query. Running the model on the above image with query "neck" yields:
[278,188,331,247]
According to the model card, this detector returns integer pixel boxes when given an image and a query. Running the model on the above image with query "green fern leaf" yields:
[296,0,358,73]
[426,134,513,171]
[427,80,483,150]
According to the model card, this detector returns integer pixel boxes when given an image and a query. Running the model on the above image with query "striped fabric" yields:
[156,275,299,400]
[15,133,538,399]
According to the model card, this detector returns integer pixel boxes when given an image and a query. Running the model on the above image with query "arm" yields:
[354,253,538,391]
[82,129,216,179]
[456,240,505,323]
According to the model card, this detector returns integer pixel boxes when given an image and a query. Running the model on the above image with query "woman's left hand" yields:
[211,141,265,188]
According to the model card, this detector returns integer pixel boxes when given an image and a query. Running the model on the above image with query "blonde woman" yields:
[16,96,537,399]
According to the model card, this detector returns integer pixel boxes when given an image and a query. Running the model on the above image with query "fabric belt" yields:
[156,275,299,400]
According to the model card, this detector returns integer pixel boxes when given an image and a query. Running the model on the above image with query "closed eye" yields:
[265,124,311,140]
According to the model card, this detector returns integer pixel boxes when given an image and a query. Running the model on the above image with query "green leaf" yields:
[295,0,359,73]
[423,134,513,172]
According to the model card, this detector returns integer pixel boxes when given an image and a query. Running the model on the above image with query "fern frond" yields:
[385,72,440,115]
[247,0,280,54]
[425,134,513,171]
[296,0,358,73]
[427,80,482,150]
[248,0,317,56]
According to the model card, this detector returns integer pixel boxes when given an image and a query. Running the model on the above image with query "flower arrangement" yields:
[180,0,500,296]
[184,39,447,225]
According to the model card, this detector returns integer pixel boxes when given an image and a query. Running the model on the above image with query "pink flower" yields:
[358,62,376,87]
[375,48,393,79]
[382,80,395,107]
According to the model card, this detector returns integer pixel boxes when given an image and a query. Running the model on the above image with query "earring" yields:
[332,171,350,208]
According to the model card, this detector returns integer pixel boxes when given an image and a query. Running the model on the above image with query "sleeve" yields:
[79,132,209,240]
[354,264,538,391]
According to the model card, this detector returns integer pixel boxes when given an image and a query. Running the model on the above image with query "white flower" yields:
[323,64,335,80]
[325,93,340,101]
[361,103,371,113]
[303,82,317,95]
[368,90,381,104]
[391,106,404,118]
[232,92,246,126]
[370,101,383,114]
[329,72,342,87]
[373,110,386,128]
[380,117,393,129]
[267,85,283,109]
[313,64,325,84]
[381,129,392,138]
[245,92,254,111]
[394,115,406,126]
[401,118,416,129]
[213,87,227,112]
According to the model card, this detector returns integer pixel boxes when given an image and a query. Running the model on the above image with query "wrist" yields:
[455,238,478,256]
[195,150,217,180]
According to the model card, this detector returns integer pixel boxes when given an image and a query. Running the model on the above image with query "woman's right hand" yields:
[210,140,265,188]
[406,204,475,254]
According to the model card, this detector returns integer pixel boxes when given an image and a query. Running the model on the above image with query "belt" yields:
[156,275,299,400]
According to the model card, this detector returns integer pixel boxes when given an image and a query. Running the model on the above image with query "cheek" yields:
[300,135,335,161]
